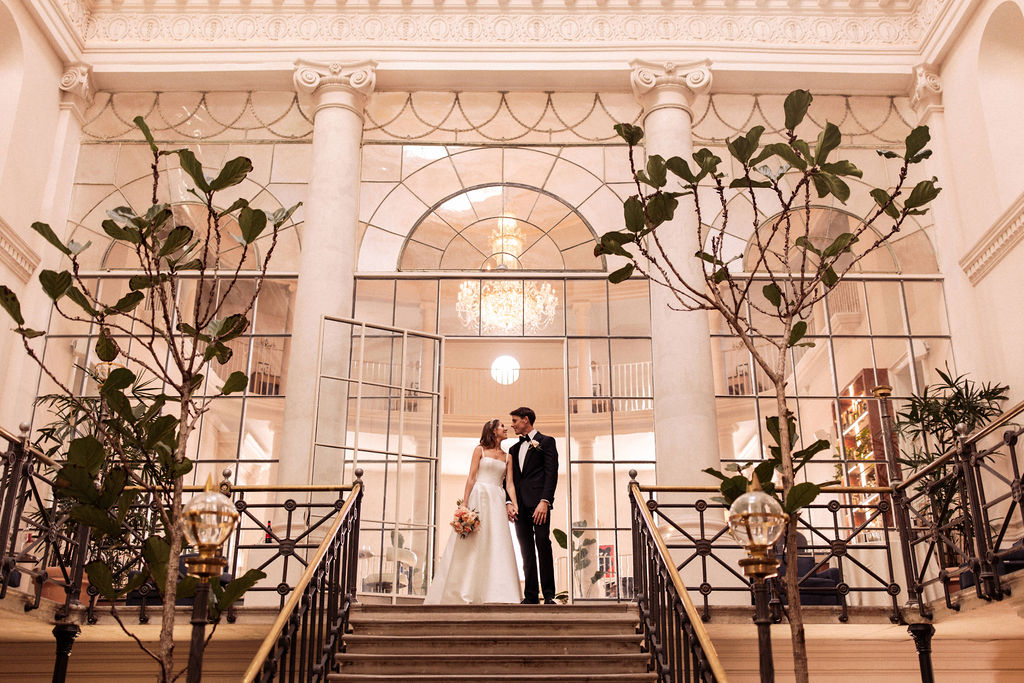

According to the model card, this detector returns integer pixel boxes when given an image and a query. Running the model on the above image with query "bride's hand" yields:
[506,502,518,522]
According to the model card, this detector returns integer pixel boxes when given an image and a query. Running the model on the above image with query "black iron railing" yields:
[885,395,1024,616]
[242,473,363,683]
[629,476,728,682]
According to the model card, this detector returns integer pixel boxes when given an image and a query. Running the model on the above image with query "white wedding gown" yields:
[425,456,522,604]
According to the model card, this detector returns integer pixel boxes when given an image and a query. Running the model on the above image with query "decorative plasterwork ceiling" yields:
[45,0,950,50]
[31,0,976,92]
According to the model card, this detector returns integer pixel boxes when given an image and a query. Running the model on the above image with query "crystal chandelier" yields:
[454,218,559,334]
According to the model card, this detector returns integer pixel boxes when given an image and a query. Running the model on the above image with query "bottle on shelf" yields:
[265,522,273,544]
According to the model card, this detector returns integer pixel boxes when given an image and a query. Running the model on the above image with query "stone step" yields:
[328,675,659,683]
[350,603,635,618]
[335,653,651,675]
[349,617,640,636]
[343,633,643,655]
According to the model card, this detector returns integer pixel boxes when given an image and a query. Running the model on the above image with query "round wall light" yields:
[491,355,520,385]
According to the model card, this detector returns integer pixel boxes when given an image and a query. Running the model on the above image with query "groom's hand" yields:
[506,502,517,522]
[532,500,549,525]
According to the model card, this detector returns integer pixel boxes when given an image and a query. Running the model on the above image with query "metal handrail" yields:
[0,425,57,468]
[637,485,892,495]
[629,480,729,682]
[241,478,363,683]
[897,398,1024,491]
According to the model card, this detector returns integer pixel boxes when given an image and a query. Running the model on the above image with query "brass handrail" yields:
[241,479,363,683]
[0,425,57,468]
[636,485,892,495]
[629,481,730,682]
[897,397,1024,492]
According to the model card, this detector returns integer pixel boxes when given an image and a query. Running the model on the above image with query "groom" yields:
[507,406,559,605]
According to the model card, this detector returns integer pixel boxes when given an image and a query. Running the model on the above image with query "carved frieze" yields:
[960,192,1024,286]
[78,10,933,49]
[0,217,41,284]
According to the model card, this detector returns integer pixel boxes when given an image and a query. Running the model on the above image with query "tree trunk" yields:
[775,383,810,683]
[157,400,191,681]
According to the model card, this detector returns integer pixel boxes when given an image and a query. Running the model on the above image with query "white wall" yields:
[0,0,67,430]
[938,0,1024,399]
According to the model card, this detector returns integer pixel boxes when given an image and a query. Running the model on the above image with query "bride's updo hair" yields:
[479,419,501,450]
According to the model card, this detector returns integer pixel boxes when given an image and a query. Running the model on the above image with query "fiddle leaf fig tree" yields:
[0,117,294,680]
[596,90,940,683]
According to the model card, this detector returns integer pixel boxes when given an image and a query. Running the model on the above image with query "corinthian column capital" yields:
[58,63,94,124]
[630,59,712,119]
[909,64,943,121]
[294,59,377,118]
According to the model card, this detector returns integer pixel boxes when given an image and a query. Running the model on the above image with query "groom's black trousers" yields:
[515,506,555,602]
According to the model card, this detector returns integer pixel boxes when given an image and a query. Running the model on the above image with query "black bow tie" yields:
[519,435,529,442]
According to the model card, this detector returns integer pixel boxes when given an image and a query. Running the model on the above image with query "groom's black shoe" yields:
[521,598,539,604]
[543,598,557,605]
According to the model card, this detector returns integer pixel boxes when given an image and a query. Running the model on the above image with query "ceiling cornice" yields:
[28,0,978,94]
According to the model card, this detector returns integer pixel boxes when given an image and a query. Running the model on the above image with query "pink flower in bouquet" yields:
[451,499,481,538]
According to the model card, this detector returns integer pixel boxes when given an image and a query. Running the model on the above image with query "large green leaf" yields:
[904,125,931,161]
[644,155,667,188]
[784,482,821,514]
[238,207,268,244]
[30,222,71,255]
[751,142,807,171]
[176,149,210,193]
[613,123,644,146]
[213,313,249,342]
[819,160,863,178]
[270,203,302,228]
[552,528,568,550]
[65,287,98,316]
[176,575,199,600]
[143,536,171,591]
[97,467,128,510]
[134,116,159,155]
[787,320,808,347]
[108,291,145,314]
[71,505,122,538]
[783,90,813,131]
[814,122,842,164]
[903,178,941,210]
[793,439,831,471]
[869,188,900,219]
[220,371,248,395]
[822,233,858,259]
[95,329,120,362]
[623,196,645,233]
[209,156,253,192]
[39,270,72,300]
[726,125,765,164]
[67,436,105,475]
[210,568,267,618]
[608,263,634,284]
[665,156,696,182]
[645,193,678,226]
[721,475,749,505]
[85,561,119,600]
[762,283,782,308]
[0,285,25,325]
[158,225,194,257]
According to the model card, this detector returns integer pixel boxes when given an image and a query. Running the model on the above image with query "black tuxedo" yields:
[510,432,559,602]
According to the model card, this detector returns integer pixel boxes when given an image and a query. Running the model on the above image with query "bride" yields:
[425,419,523,604]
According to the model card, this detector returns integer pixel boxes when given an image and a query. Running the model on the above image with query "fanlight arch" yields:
[400,183,604,272]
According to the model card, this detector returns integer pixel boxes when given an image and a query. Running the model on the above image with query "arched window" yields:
[399,183,604,272]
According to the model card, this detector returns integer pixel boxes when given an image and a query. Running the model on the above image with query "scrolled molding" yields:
[293,59,377,117]
[909,64,942,119]
[58,63,95,123]
[959,191,1024,286]
[630,59,712,118]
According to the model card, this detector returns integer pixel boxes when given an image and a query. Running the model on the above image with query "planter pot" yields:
[41,567,91,604]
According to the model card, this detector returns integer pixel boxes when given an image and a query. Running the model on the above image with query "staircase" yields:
[329,603,657,682]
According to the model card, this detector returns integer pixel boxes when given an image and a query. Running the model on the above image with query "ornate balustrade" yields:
[629,478,728,682]
[888,396,1024,616]
[0,425,358,626]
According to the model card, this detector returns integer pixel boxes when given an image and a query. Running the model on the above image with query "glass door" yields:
[312,316,443,603]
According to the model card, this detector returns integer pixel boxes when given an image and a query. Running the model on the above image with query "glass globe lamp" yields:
[182,479,239,579]
[728,488,787,580]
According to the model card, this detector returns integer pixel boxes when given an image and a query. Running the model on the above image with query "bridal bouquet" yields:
[451,499,481,538]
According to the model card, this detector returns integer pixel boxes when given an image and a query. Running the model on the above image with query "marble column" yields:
[278,60,376,488]
[630,60,721,487]
[908,66,989,380]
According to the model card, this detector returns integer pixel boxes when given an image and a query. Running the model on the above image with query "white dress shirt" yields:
[518,428,539,471]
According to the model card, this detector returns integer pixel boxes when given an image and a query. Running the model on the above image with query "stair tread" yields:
[338,653,649,661]
[328,676,658,682]
[345,633,641,642]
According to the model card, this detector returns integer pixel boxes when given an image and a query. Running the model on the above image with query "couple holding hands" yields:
[425,407,559,605]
